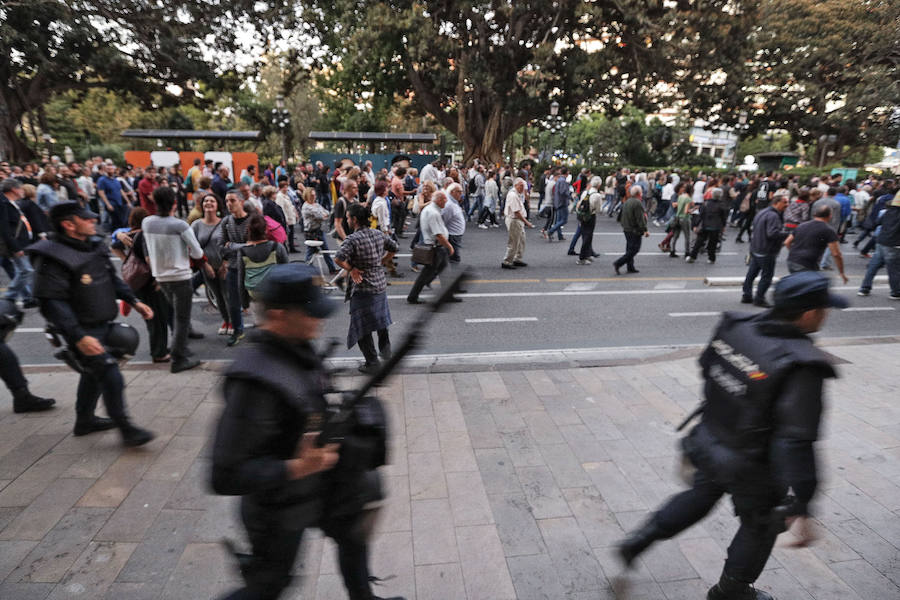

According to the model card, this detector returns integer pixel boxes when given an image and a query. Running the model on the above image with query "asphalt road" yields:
[5,212,898,366]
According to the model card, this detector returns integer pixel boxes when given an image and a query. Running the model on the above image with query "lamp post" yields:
[544,100,565,163]
[730,111,748,169]
[817,133,838,168]
[271,94,291,164]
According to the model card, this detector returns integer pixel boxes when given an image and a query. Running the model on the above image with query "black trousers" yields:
[75,325,128,426]
[613,232,643,271]
[646,468,782,583]
[136,285,170,359]
[357,329,391,365]
[578,216,596,260]
[391,202,407,235]
[690,228,722,261]
[407,246,449,302]
[0,341,27,394]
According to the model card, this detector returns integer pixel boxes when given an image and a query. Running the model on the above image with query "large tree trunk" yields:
[0,92,35,162]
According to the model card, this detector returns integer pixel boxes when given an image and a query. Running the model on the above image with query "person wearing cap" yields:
[211,263,404,600]
[618,270,846,600]
[26,201,157,447]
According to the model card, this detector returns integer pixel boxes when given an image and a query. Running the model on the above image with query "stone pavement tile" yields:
[161,542,238,599]
[558,424,610,463]
[451,372,484,408]
[49,428,108,455]
[115,509,201,586]
[385,436,409,478]
[660,578,715,600]
[541,396,583,427]
[754,567,815,600]
[474,448,521,496]
[771,545,863,600]
[829,557,900,600]
[404,377,433,420]
[406,416,440,453]
[165,458,212,510]
[819,518,900,588]
[507,553,569,600]
[0,539,38,580]
[59,438,121,479]
[824,483,900,547]
[833,457,900,513]
[523,370,559,397]
[370,530,414,599]
[489,399,526,433]
[614,511,697,583]
[376,474,411,533]
[76,449,160,508]
[808,522,861,565]
[602,439,669,507]
[521,410,564,446]
[176,400,218,437]
[141,435,206,482]
[312,573,344,600]
[486,493,545,557]
[476,372,509,399]
[157,386,207,419]
[562,487,624,549]
[192,495,242,543]
[537,516,606,594]
[433,400,466,433]
[0,505,22,531]
[411,498,458,565]
[456,524,516,600]
[102,582,164,600]
[0,433,66,480]
[0,478,93,541]
[46,541,136,600]
[415,562,466,600]
[500,429,545,468]
[94,480,177,542]
[408,451,447,500]
[438,430,477,473]
[498,371,545,413]
[0,582,55,599]
[517,466,570,519]
[582,460,647,512]
[0,452,79,507]
[538,443,591,488]
[446,471,493,526]
[677,537,725,584]
[427,373,457,403]
[462,408,503,450]
[577,408,624,441]
[9,507,113,583]
[594,545,654,585]
[609,578,667,599]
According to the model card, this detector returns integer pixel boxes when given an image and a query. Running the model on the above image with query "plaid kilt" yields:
[347,290,392,349]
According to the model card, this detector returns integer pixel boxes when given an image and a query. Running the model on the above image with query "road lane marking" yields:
[669,311,719,317]
[655,282,687,290]
[601,252,738,256]
[842,307,895,312]
[564,282,599,291]
[546,277,706,283]
[465,317,539,323]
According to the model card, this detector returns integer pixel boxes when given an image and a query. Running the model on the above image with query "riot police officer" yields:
[211,263,403,600]
[618,270,847,600]
[1,299,56,413]
[27,202,156,446]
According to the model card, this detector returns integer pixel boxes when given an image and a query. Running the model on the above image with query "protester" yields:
[741,192,789,307]
[501,178,534,269]
[407,190,455,304]
[218,190,251,347]
[613,186,649,275]
[784,204,848,284]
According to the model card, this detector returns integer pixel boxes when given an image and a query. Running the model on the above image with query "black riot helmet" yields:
[104,323,139,359]
[0,299,23,342]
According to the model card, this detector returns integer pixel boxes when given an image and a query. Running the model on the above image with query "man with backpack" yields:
[575,177,602,265]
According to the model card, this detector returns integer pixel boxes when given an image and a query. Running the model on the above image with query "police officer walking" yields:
[27,202,156,446]
[211,264,404,600]
[617,271,847,600]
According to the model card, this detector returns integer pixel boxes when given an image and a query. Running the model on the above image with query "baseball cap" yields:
[774,271,849,312]
[257,263,337,318]
[48,202,98,225]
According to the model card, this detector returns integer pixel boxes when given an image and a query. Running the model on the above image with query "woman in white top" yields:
[479,171,500,228]
[274,179,299,252]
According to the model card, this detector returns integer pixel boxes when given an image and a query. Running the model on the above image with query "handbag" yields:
[121,246,151,291]
[411,243,435,265]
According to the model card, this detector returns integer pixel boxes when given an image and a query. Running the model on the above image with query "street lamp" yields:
[730,111,749,169]
[817,133,838,168]
[271,94,291,164]
[544,101,565,163]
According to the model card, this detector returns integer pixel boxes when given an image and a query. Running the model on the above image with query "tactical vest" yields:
[695,311,835,470]
[28,237,119,325]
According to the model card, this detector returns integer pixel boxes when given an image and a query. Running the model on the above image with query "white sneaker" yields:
[478,224,488,229]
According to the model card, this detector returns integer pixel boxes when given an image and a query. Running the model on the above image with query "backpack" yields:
[467,177,477,195]
[576,195,592,223]
[241,242,279,297]
[264,216,287,243]
[756,180,770,201]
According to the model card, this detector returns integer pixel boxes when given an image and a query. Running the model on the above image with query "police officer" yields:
[211,263,404,600]
[617,270,846,600]
[1,299,56,413]
[27,202,156,446]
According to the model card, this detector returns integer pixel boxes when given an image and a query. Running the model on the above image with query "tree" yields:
[722,0,900,156]
[295,0,757,164]
[0,0,259,161]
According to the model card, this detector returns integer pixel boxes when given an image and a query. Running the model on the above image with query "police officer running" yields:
[617,270,847,600]
[27,202,156,447]
[211,263,404,600]
[1,299,56,413]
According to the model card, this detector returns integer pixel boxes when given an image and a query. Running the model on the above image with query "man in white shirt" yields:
[692,175,707,205]
[502,178,534,269]
[407,190,455,304]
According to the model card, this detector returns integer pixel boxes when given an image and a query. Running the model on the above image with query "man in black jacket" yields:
[876,192,900,299]
[1,178,37,307]
[686,187,729,264]
[742,193,789,307]
[618,271,846,600]
[211,264,403,600]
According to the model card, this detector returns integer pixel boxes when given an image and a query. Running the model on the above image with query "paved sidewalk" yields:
[1,342,900,599]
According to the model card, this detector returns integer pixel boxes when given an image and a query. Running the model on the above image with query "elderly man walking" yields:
[501,178,534,269]
[613,186,649,275]
[407,190,455,304]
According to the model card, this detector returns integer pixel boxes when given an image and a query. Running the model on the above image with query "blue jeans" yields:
[859,244,885,293]
[882,244,900,296]
[467,194,483,219]
[546,205,568,239]
[2,254,34,302]
[742,253,776,302]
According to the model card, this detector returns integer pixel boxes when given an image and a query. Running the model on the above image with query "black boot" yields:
[12,389,56,414]
[707,573,775,600]
[74,416,117,436]
[617,518,663,568]
[120,421,156,447]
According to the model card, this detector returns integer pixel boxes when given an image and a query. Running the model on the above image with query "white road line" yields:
[465,317,538,323]
[842,307,895,312]
[602,252,738,256]
[15,328,46,333]
[669,311,720,317]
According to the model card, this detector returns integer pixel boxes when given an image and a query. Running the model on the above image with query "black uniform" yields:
[28,233,143,436]
[212,330,384,600]
[620,311,834,590]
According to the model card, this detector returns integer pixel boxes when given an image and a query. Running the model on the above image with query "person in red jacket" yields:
[137,170,158,215]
